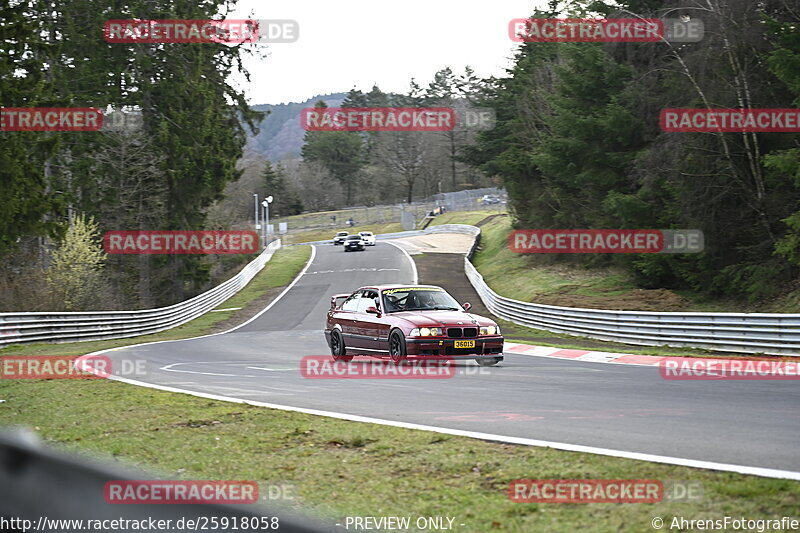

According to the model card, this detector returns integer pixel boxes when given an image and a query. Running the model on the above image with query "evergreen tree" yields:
[262,162,303,217]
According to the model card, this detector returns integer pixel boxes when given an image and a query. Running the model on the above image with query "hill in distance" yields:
[246,93,346,161]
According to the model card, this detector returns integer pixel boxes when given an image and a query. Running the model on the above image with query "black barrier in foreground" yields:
[0,429,337,533]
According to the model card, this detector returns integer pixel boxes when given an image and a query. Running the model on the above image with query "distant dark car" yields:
[325,285,504,365]
[332,231,349,245]
[343,234,366,252]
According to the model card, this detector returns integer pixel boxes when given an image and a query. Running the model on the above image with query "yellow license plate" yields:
[454,340,475,349]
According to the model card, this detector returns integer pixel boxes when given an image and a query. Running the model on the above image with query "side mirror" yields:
[462,302,471,311]
[365,306,380,315]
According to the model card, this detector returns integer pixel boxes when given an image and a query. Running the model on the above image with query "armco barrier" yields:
[445,225,800,356]
[0,240,282,347]
[4,224,798,356]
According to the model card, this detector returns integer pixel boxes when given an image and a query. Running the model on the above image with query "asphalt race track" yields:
[100,242,800,476]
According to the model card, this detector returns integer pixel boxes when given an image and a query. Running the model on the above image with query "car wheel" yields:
[476,357,501,367]
[389,330,407,365]
[330,330,353,362]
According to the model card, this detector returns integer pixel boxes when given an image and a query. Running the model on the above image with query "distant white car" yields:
[358,231,376,246]
[333,231,349,245]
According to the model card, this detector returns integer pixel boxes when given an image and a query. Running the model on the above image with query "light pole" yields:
[262,196,273,246]
[253,193,259,233]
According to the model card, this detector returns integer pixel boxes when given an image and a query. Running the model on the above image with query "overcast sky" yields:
[226,0,543,105]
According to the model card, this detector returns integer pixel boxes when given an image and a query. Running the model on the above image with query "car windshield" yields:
[347,235,360,240]
[381,288,462,312]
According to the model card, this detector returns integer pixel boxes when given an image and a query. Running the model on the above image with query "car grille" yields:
[447,327,478,338]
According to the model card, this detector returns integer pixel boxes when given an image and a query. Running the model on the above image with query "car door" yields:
[337,290,363,348]
[372,290,392,352]
[355,290,383,350]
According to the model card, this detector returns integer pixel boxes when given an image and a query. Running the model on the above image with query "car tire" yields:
[475,357,501,367]
[330,330,353,362]
[389,330,407,365]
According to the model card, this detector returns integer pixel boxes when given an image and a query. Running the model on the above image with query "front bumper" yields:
[405,336,504,357]
[323,330,503,359]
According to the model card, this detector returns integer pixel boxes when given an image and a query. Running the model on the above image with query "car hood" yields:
[390,310,494,327]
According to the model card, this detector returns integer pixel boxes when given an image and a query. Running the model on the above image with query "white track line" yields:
[90,373,800,481]
[385,241,418,285]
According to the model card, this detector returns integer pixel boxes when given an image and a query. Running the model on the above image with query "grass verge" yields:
[284,222,403,245]
[429,209,505,227]
[0,379,797,532]
[472,216,800,313]
[282,208,506,245]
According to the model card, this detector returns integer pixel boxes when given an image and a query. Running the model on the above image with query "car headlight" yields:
[411,327,442,337]
[480,325,499,336]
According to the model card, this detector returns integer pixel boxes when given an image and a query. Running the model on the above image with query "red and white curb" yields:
[503,342,799,376]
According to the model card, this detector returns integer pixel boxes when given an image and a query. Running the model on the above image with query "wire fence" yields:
[271,188,506,232]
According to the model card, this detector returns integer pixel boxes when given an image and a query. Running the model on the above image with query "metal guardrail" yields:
[0,240,282,348]
[447,224,800,356]
[4,222,798,355]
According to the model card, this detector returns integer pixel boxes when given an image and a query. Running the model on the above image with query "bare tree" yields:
[376,131,433,203]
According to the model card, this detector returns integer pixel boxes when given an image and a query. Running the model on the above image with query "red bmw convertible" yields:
[324,285,504,366]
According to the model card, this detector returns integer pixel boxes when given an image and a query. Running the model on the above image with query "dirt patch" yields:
[392,233,475,254]
[531,288,691,312]
[475,213,508,227]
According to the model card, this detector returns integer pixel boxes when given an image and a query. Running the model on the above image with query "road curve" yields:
[99,242,800,476]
